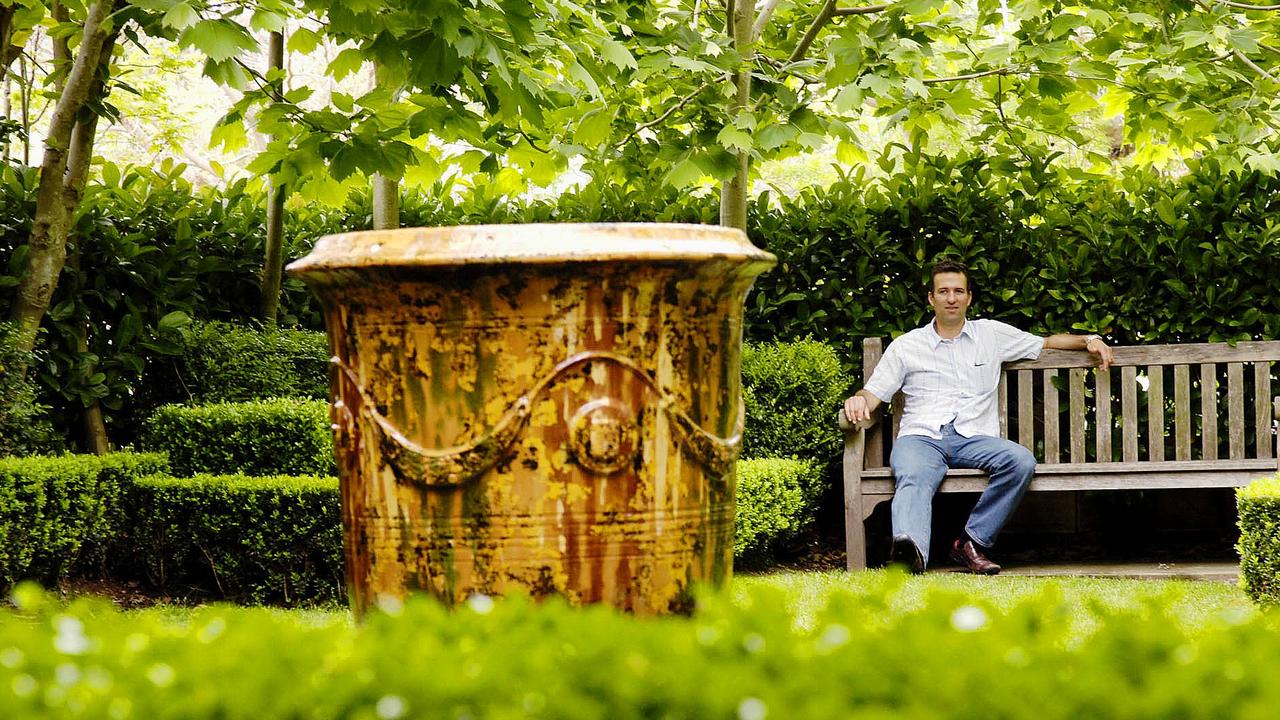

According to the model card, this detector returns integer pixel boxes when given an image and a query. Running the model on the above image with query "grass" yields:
[733,569,1259,638]
[111,570,1260,641]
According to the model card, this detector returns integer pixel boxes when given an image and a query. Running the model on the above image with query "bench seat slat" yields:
[858,459,1277,495]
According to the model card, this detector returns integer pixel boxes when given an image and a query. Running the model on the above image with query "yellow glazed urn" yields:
[287,223,775,616]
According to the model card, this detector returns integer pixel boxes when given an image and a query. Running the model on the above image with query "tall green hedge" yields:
[1238,473,1280,605]
[747,155,1280,380]
[145,321,329,404]
[141,399,335,477]
[0,453,169,586]
[4,156,1278,450]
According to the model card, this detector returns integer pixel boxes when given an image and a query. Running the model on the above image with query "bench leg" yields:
[844,428,868,570]
[846,489,867,570]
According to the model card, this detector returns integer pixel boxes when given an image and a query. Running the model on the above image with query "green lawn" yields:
[118,570,1260,640]
[733,569,1259,639]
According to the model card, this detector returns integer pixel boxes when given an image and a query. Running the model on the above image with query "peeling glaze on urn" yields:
[287,223,775,617]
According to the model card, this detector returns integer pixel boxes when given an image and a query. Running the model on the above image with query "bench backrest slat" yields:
[1097,368,1113,462]
[1228,362,1246,459]
[998,372,1009,439]
[1017,369,1034,450]
[1148,364,1165,462]
[861,339,1279,470]
[862,338,885,467]
[1258,363,1274,460]
[1069,368,1087,463]
[1175,364,1192,460]
[1121,366,1139,462]
[1201,363,1218,461]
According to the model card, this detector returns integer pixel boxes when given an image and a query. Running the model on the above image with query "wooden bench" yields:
[840,338,1280,570]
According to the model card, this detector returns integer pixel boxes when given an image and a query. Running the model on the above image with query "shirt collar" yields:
[925,318,973,349]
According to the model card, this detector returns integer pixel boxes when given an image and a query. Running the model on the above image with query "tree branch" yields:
[923,67,1013,84]
[614,82,714,148]
[1233,48,1277,80]
[1218,1,1280,9]
[751,0,786,41]
[789,0,836,63]
[833,4,890,16]
[754,53,822,85]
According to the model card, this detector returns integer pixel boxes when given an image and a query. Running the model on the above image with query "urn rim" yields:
[286,222,776,275]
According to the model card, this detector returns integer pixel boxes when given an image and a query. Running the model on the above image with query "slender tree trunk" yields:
[3,71,10,163]
[371,174,399,229]
[260,30,286,326]
[20,55,30,165]
[0,6,18,76]
[719,0,753,231]
[369,61,400,230]
[7,0,115,356]
[64,32,116,455]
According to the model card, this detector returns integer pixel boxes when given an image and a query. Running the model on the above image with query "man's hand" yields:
[1085,336,1114,371]
[844,394,872,424]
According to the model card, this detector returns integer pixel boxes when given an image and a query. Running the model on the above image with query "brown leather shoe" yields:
[949,537,1001,575]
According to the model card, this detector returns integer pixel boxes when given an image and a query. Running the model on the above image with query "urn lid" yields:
[286,223,775,274]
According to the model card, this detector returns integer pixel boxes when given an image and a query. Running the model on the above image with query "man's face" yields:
[928,272,971,322]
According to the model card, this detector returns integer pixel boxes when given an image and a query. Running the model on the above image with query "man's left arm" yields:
[1043,334,1115,370]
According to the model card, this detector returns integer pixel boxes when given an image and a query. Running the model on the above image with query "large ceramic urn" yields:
[287,223,775,616]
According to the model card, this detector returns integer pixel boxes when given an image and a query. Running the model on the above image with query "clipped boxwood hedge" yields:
[741,338,848,464]
[3,581,1280,719]
[735,458,823,558]
[1238,473,1280,605]
[130,474,343,604]
[141,399,335,477]
[0,453,169,587]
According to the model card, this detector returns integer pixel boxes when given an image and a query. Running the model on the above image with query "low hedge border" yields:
[735,458,824,559]
[141,399,335,477]
[4,581,1280,719]
[2,453,826,604]
[0,453,169,586]
[130,473,343,604]
[1238,473,1280,605]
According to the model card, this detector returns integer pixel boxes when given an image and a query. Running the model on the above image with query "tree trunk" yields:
[64,31,117,455]
[7,0,115,355]
[0,5,19,77]
[719,0,753,231]
[371,173,399,230]
[260,30,286,326]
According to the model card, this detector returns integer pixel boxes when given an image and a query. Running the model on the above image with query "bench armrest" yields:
[836,409,880,433]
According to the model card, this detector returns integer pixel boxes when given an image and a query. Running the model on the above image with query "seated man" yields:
[842,259,1114,574]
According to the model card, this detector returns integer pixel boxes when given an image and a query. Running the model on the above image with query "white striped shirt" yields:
[864,318,1044,439]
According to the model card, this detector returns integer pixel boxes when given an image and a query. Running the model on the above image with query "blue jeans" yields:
[889,424,1036,567]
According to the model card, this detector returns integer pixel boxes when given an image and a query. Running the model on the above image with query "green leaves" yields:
[179,19,256,62]
[160,2,198,31]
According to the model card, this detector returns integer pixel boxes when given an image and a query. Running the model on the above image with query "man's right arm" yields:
[843,389,884,425]
[843,343,905,425]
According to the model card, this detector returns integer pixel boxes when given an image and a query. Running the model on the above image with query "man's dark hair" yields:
[929,259,973,294]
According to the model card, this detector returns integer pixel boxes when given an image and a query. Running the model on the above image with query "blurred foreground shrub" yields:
[1,581,1278,718]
